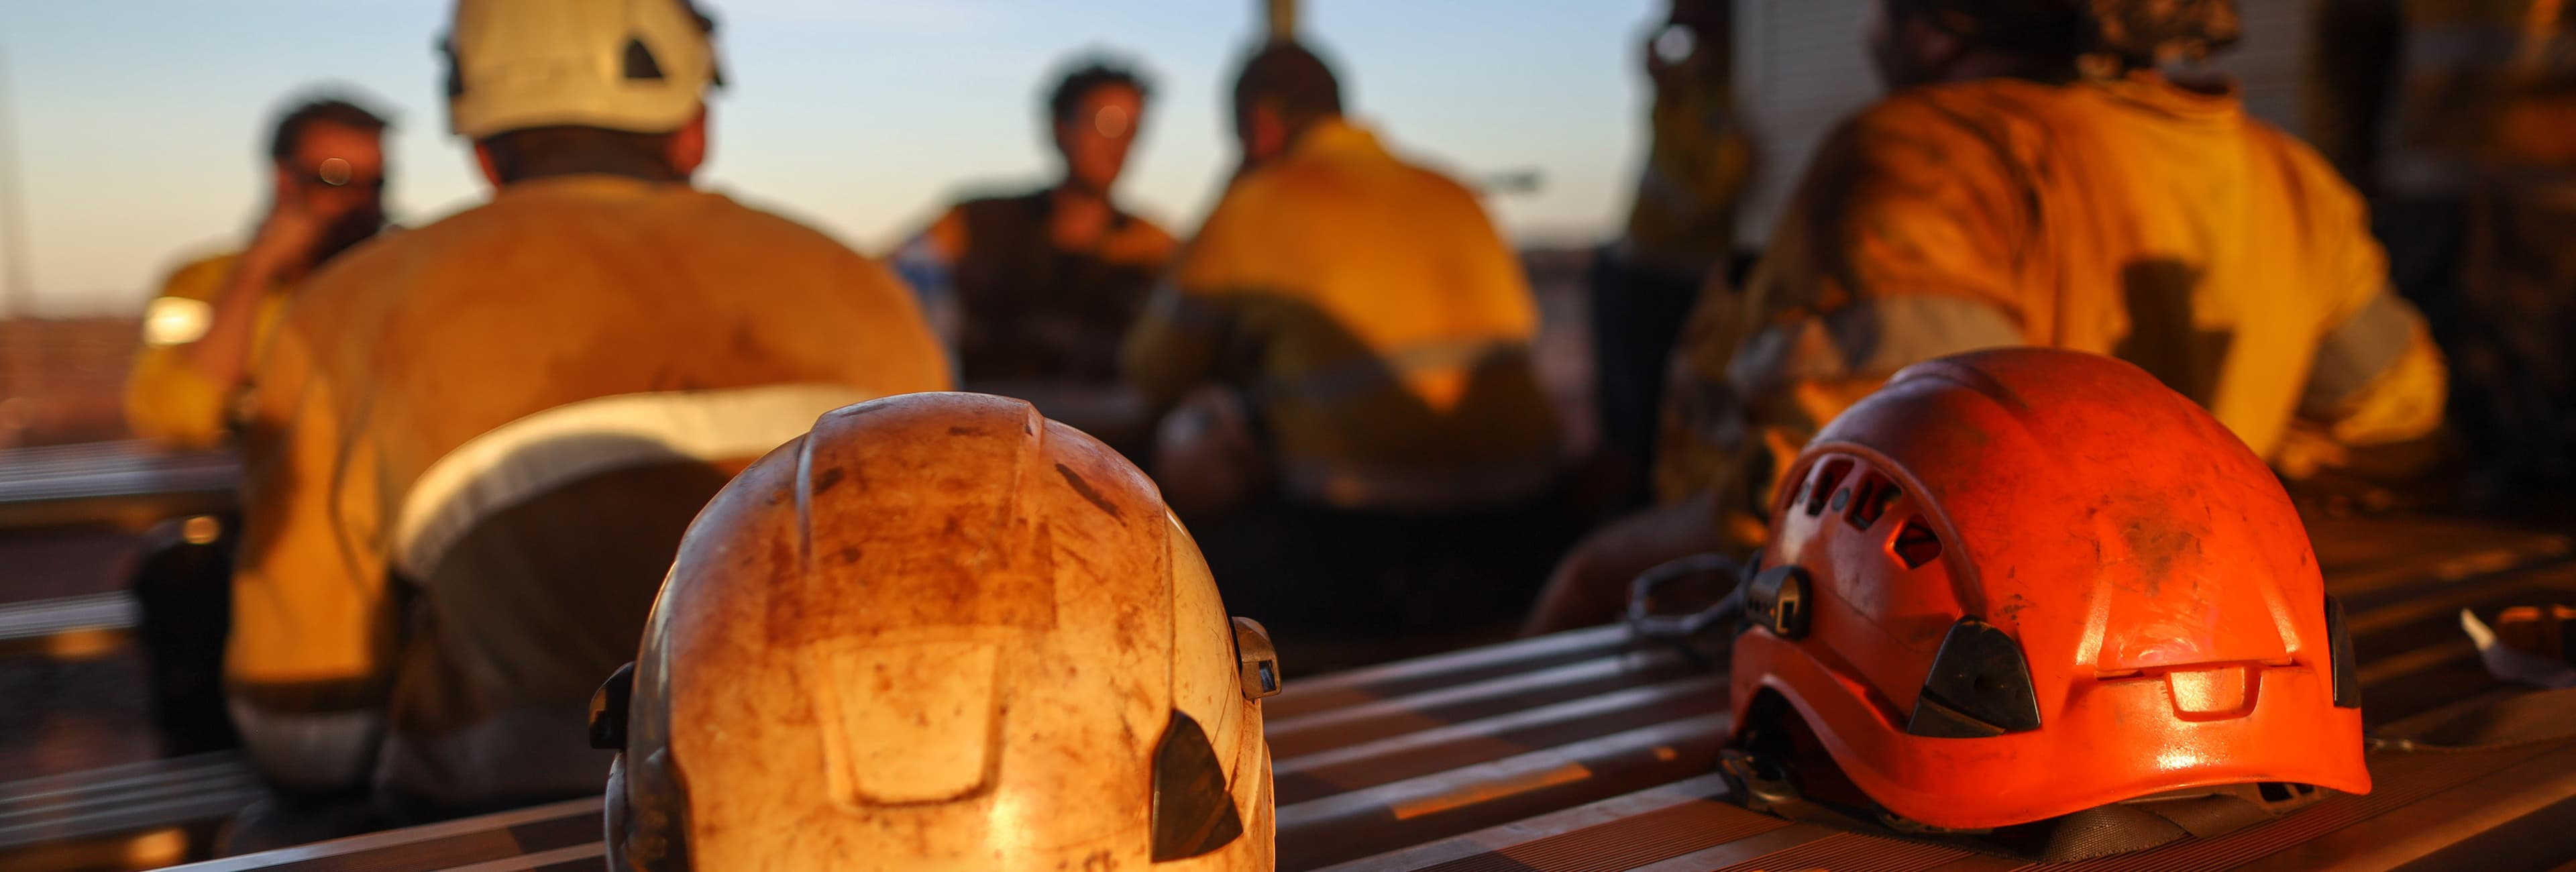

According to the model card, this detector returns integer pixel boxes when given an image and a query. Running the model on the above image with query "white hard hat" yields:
[444,0,721,138]
[589,392,1282,870]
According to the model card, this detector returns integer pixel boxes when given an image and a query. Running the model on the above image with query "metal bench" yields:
[28,513,2576,871]
[0,753,260,872]
[0,441,237,531]
[0,591,141,659]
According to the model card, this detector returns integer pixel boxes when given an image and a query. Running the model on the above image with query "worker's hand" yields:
[1521,492,1735,637]
[243,195,330,276]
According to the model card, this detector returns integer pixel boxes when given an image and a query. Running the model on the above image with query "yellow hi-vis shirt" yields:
[1122,119,1560,510]
[123,252,290,449]
[228,174,949,802]
[1658,72,2447,517]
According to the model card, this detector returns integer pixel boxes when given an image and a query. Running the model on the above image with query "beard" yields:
[309,205,387,267]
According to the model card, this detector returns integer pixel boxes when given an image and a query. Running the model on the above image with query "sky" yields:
[0,0,1662,315]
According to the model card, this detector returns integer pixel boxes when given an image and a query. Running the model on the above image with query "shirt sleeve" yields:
[2286,151,2447,461]
[1652,103,2031,524]
[225,323,398,794]
[1120,193,1257,414]
[124,258,244,449]
[891,207,969,352]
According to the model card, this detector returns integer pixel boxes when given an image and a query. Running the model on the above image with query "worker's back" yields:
[1748,72,2434,462]
[229,174,949,808]
[1135,119,1560,509]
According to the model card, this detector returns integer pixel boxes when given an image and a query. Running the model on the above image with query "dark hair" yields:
[1886,0,2089,68]
[1888,0,2239,71]
[1231,41,1342,127]
[268,97,391,164]
[478,125,681,184]
[1047,59,1152,124]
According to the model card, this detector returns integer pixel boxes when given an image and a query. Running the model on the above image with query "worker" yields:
[221,0,947,844]
[125,96,392,450]
[892,57,1175,431]
[1711,349,2367,861]
[1523,0,2447,635]
[2309,0,2576,506]
[1591,0,1754,510]
[587,392,1279,869]
[1120,41,1567,636]
[119,95,391,759]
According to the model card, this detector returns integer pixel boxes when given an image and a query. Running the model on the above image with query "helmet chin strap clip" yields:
[1625,553,1753,642]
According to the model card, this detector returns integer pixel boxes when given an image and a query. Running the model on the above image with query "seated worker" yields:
[1591,0,1753,510]
[1524,0,2448,635]
[126,96,392,450]
[894,58,1175,448]
[221,0,947,842]
[1121,42,1568,637]
[120,95,391,757]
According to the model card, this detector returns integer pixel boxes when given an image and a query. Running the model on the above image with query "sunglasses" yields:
[300,156,384,190]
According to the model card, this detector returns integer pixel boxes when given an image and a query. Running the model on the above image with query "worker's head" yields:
[1866,0,2239,88]
[441,0,724,187]
[589,392,1282,870]
[1230,41,1342,170]
[1047,58,1152,197]
[265,97,390,263]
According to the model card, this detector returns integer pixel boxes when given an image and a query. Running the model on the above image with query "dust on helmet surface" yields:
[1728,347,2367,832]
[590,392,1280,870]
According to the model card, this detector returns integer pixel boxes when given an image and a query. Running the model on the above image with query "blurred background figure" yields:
[118,94,392,760]
[1122,40,1571,643]
[2310,0,2576,508]
[1588,0,1752,512]
[894,57,1175,451]
[1526,0,2448,634]
[218,0,944,849]
[124,97,391,452]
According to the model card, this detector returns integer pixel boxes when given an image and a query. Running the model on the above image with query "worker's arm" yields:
[1120,197,1260,417]
[1532,106,2029,635]
[890,206,969,351]
[2271,143,2449,481]
[124,256,246,449]
[1652,103,2031,512]
[187,198,331,402]
[225,327,398,794]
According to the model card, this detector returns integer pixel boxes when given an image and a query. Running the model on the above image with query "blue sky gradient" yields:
[0,0,1660,313]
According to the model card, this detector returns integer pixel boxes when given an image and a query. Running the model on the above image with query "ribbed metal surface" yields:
[1415,795,1788,872]
[8,514,2569,871]
[0,441,237,528]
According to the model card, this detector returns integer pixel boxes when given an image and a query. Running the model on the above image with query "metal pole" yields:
[0,46,32,320]
[1267,0,1297,42]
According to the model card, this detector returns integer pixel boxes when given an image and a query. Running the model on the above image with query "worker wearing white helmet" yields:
[221,0,946,841]
[589,392,1280,870]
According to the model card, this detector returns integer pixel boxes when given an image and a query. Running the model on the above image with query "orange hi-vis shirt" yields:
[227,174,949,802]
[1658,72,2445,513]
[1121,119,1560,510]
[123,252,291,449]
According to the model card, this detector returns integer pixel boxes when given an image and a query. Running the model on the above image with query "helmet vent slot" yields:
[1150,710,1247,861]
[1893,517,1943,569]
[1848,476,1900,530]
[623,38,666,80]
[1805,459,1854,516]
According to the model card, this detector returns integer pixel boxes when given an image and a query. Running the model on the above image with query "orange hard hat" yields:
[589,392,1280,870]
[1726,347,2367,831]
